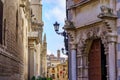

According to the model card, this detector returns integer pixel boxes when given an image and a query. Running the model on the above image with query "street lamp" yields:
[53,21,68,55]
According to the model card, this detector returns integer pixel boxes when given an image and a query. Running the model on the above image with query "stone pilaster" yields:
[70,41,77,80]
[107,36,117,80]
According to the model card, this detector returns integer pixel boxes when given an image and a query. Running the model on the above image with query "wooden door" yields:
[88,39,102,80]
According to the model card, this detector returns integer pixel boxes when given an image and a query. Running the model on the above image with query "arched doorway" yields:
[88,39,107,80]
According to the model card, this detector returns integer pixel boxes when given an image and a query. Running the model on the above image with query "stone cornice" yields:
[67,0,90,9]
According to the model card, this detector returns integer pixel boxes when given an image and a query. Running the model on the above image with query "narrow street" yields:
[0,0,120,80]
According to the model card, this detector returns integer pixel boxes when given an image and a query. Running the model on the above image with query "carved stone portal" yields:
[76,21,113,80]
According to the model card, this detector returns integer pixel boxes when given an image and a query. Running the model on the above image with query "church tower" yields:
[28,0,44,79]
[30,0,43,42]
[40,33,47,77]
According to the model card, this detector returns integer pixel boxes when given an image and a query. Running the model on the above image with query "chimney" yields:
[57,50,60,59]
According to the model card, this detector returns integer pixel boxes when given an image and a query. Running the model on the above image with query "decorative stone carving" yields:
[101,6,113,15]
[65,20,74,28]
[86,27,100,39]
[77,23,109,55]
[98,5,114,18]
[64,20,76,42]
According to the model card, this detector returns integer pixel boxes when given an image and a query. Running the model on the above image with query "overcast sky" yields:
[42,0,67,57]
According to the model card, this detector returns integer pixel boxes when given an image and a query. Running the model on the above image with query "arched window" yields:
[16,10,18,42]
[0,0,3,44]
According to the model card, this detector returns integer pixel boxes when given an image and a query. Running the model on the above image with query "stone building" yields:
[0,0,30,80]
[40,34,47,77]
[56,60,68,80]
[0,0,46,80]
[47,50,66,78]
[64,0,120,80]
[28,0,46,79]
[47,60,68,80]
[47,50,66,68]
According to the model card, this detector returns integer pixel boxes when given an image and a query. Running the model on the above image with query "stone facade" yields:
[0,0,30,80]
[40,34,47,77]
[47,60,68,80]
[65,0,119,80]
[47,50,66,78]
[0,0,46,80]
[28,0,46,79]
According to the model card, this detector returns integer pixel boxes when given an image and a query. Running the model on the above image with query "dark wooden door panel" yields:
[88,39,101,80]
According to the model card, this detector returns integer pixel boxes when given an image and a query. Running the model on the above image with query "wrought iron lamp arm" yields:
[53,21,69,55]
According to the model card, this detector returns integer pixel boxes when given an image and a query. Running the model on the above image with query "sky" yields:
[42,0,67,57]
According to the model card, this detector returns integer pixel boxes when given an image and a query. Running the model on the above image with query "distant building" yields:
[47,50,66,68]
[47,50,66,79]
[56,60,68,80]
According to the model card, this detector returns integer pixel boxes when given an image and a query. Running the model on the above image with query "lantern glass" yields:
[53,21,59,32]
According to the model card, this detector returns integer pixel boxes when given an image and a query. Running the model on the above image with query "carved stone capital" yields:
[64,20,76,42]
[69,41,77,50]
[107,34,117,43]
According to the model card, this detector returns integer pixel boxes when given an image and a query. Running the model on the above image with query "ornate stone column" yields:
[28,44,35,80]
[70,41,77,80]
[98,5,117,80]
[108,36,117,80]
[64,20,76,80]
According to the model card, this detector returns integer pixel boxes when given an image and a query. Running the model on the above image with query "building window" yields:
[52,68,54,70]
[63,67,65,71]
[52,64,54,66]
[57,73,59,78]
[0,0,3,44]
[52,74,55,79]
[16,10,18,42]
